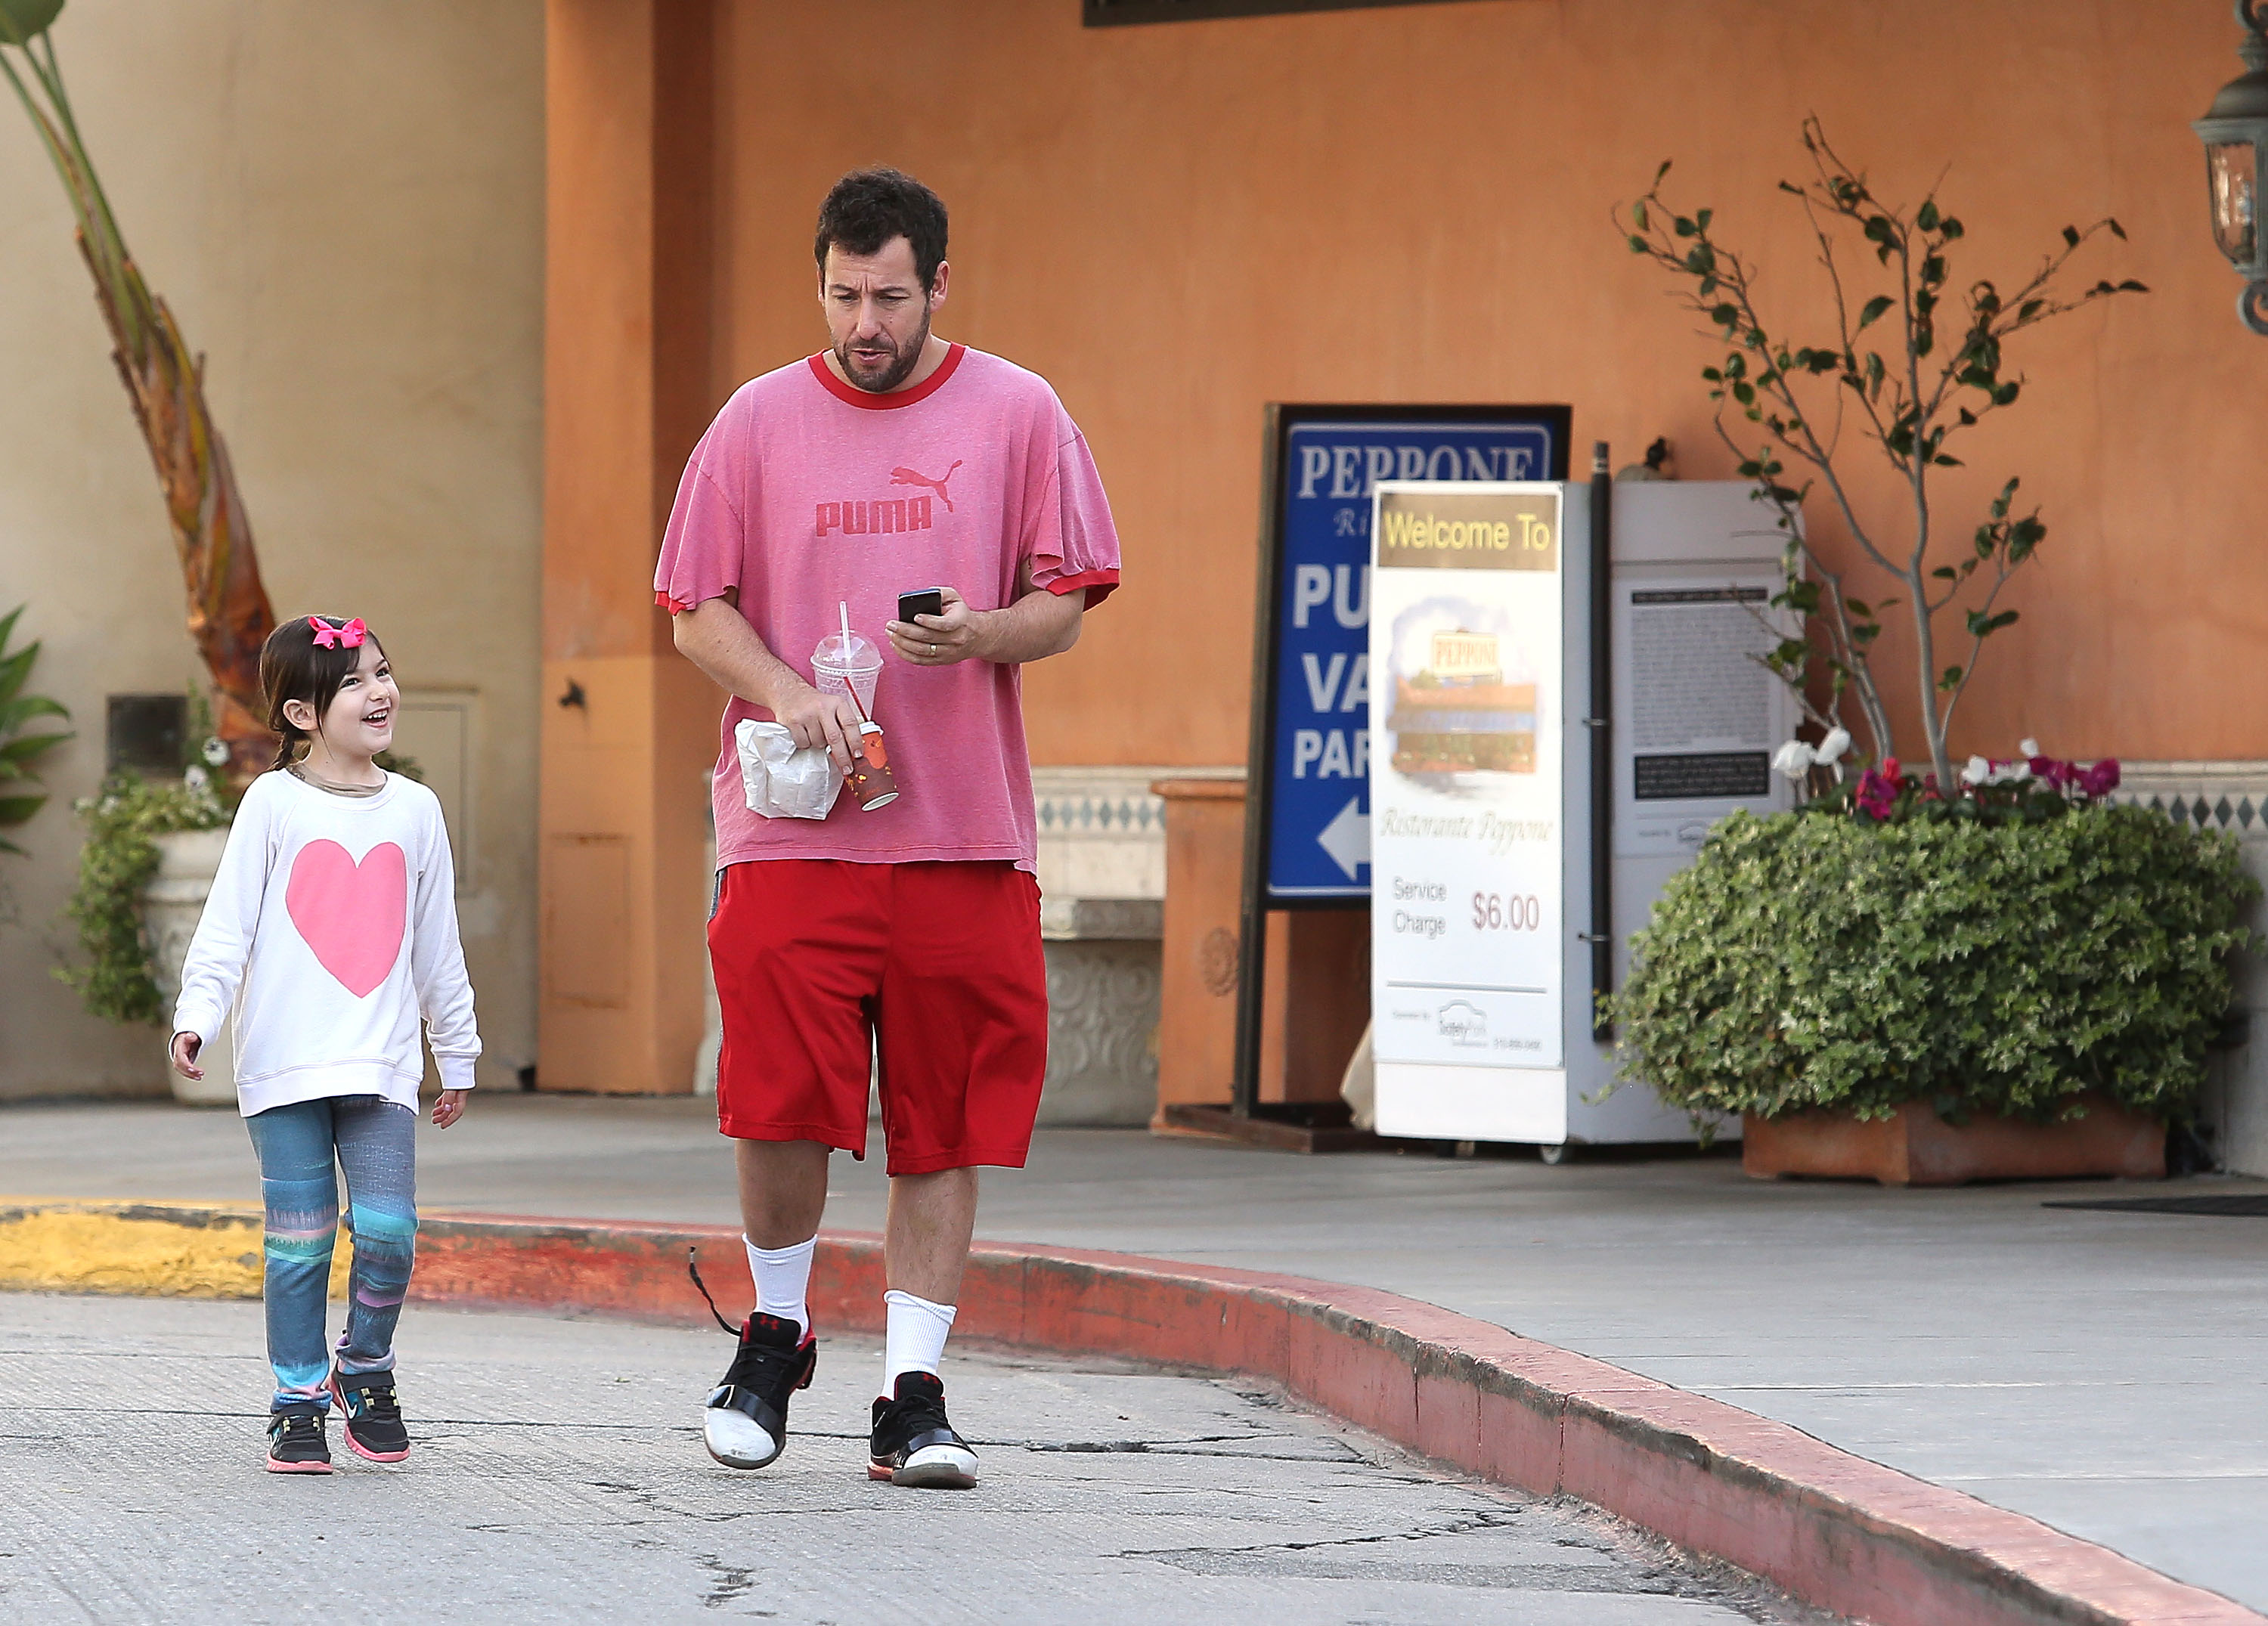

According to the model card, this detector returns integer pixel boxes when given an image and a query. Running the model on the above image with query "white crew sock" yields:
[882,1289,956,1396]
[743,1234,816,1338]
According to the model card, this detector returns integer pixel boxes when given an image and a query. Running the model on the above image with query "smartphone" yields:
[897,588,945,624]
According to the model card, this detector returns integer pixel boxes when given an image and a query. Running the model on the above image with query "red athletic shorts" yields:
[708,859,1049,1175]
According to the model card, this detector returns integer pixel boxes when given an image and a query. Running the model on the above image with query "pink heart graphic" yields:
[284,839,407,999]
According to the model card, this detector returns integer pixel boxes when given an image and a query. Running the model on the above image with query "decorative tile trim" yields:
[2108,761,2268,838]
[1032,765,1243,840]
[1033,766,1166,839]
[1033,767,1240,907]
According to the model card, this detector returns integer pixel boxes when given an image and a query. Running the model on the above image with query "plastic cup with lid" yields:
[812,608,882,717]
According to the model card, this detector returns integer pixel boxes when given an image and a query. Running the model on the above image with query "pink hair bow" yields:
[311,616,367,649]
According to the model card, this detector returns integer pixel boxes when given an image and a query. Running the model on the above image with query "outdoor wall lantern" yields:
[2196,0,2268,332]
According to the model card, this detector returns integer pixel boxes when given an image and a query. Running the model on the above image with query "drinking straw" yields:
[837,599,871,723]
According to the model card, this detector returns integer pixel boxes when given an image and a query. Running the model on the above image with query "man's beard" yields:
[836,313,931,395]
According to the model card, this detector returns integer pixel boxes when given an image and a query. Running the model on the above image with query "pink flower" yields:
[1854,757,1902,820]
[2079,759,2121,799]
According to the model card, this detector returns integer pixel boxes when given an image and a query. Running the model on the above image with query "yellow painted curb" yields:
[0,1201,354,1299]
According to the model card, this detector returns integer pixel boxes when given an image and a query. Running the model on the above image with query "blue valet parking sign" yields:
[1256,408,1569,903]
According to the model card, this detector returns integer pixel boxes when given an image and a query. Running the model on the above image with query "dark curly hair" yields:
[814,167,948,291]
[259,615,388,773]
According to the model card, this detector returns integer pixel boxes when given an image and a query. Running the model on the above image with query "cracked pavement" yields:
[0,1293,1836,1624]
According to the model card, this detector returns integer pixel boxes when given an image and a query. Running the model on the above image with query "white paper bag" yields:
[735,719,843,819]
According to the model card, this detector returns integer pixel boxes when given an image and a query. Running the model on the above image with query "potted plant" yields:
[1608,126,2250,1182]
[1614,754,2256,1183]
[58,705,234,1104]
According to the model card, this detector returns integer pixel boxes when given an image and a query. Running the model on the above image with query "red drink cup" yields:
[847,722,897,810]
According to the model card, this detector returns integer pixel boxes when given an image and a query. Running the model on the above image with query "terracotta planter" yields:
[1742,1092,2165,1186]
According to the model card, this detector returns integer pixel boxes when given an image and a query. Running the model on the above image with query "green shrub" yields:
[1610,806,2259,1127]
[57,770,227,1024]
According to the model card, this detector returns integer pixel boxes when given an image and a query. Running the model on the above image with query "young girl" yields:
[169,614,481,1474]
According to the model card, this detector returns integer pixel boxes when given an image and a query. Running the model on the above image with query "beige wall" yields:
[710,0,2266,770]
[0,0,544,1099]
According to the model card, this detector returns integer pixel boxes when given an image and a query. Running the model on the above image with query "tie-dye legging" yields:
[244,1095,419,1411]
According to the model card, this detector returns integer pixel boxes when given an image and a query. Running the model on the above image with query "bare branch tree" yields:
[1616,119,2145,790]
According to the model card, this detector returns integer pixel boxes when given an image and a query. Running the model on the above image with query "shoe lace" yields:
[274,1411,322,1442]
[891,1387,951,1439]
[688,1247,737,1335]
[343,1380,401,1425]
[690,1247,804,1395]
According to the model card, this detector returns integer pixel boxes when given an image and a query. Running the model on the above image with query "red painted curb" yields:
[408,1211,2256,1626]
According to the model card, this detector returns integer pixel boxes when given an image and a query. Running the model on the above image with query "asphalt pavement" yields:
[0,1292,1830,1625]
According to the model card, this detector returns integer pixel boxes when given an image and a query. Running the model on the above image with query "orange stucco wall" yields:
[700,0,2263,769]
[541,0,717,1093]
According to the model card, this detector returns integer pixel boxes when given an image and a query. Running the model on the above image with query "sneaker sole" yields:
[705,1438,785,1471]
[327,1371,410,1463]
[869,1456,978,1490]
[265,1456,333,1474]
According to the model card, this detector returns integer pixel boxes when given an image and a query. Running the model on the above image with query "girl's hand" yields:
[432,1089,469,1129]
[169,1031,203,1081]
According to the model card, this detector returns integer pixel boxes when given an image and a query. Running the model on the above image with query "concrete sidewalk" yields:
[0,1293,1831,1624]
[6,1094,2266,1611]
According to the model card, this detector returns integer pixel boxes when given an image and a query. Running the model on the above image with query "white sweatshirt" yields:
[172,768,481,1117]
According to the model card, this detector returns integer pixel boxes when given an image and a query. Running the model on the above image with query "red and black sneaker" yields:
[702,1312,817,1470]
[327,1367,411,1463]
[265,1402,333,1474]
[869,1372,978,1489]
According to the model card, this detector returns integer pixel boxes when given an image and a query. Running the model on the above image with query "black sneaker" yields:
[869,1372,978,1488]
[327,1367,411,1463]
[265,1403,333,1474]
[702,1312,816,1470]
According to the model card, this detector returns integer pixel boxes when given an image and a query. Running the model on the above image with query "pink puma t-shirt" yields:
[655,344,1121,871]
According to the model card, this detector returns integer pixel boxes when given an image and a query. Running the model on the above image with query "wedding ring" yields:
[928,643,936,655]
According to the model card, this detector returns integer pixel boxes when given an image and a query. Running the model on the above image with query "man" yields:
[655,168,1119,1488]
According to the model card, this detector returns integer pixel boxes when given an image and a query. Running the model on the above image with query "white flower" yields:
[1815,727,1851,767]
[1771,740,1817,780]
[184,765,209,791]
[1990,760,2033,785]
[2019,738,2040,759]
[201,737,229,767]
[1961,755,1991,785]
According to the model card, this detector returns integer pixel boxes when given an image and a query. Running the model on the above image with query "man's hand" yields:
[432,1089,470,1129]
[169,1031,203,1081]
[772,680,866,767]
[888,587,984,667]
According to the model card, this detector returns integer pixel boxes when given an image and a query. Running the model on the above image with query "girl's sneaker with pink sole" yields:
[265,1403,333,1473]
[327,1367,411,1462]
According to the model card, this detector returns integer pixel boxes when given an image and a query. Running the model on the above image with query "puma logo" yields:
[814,460,963,538]
[890,460,962,513]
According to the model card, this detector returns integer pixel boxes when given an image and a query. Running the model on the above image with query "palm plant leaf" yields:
[1,3,274,783]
